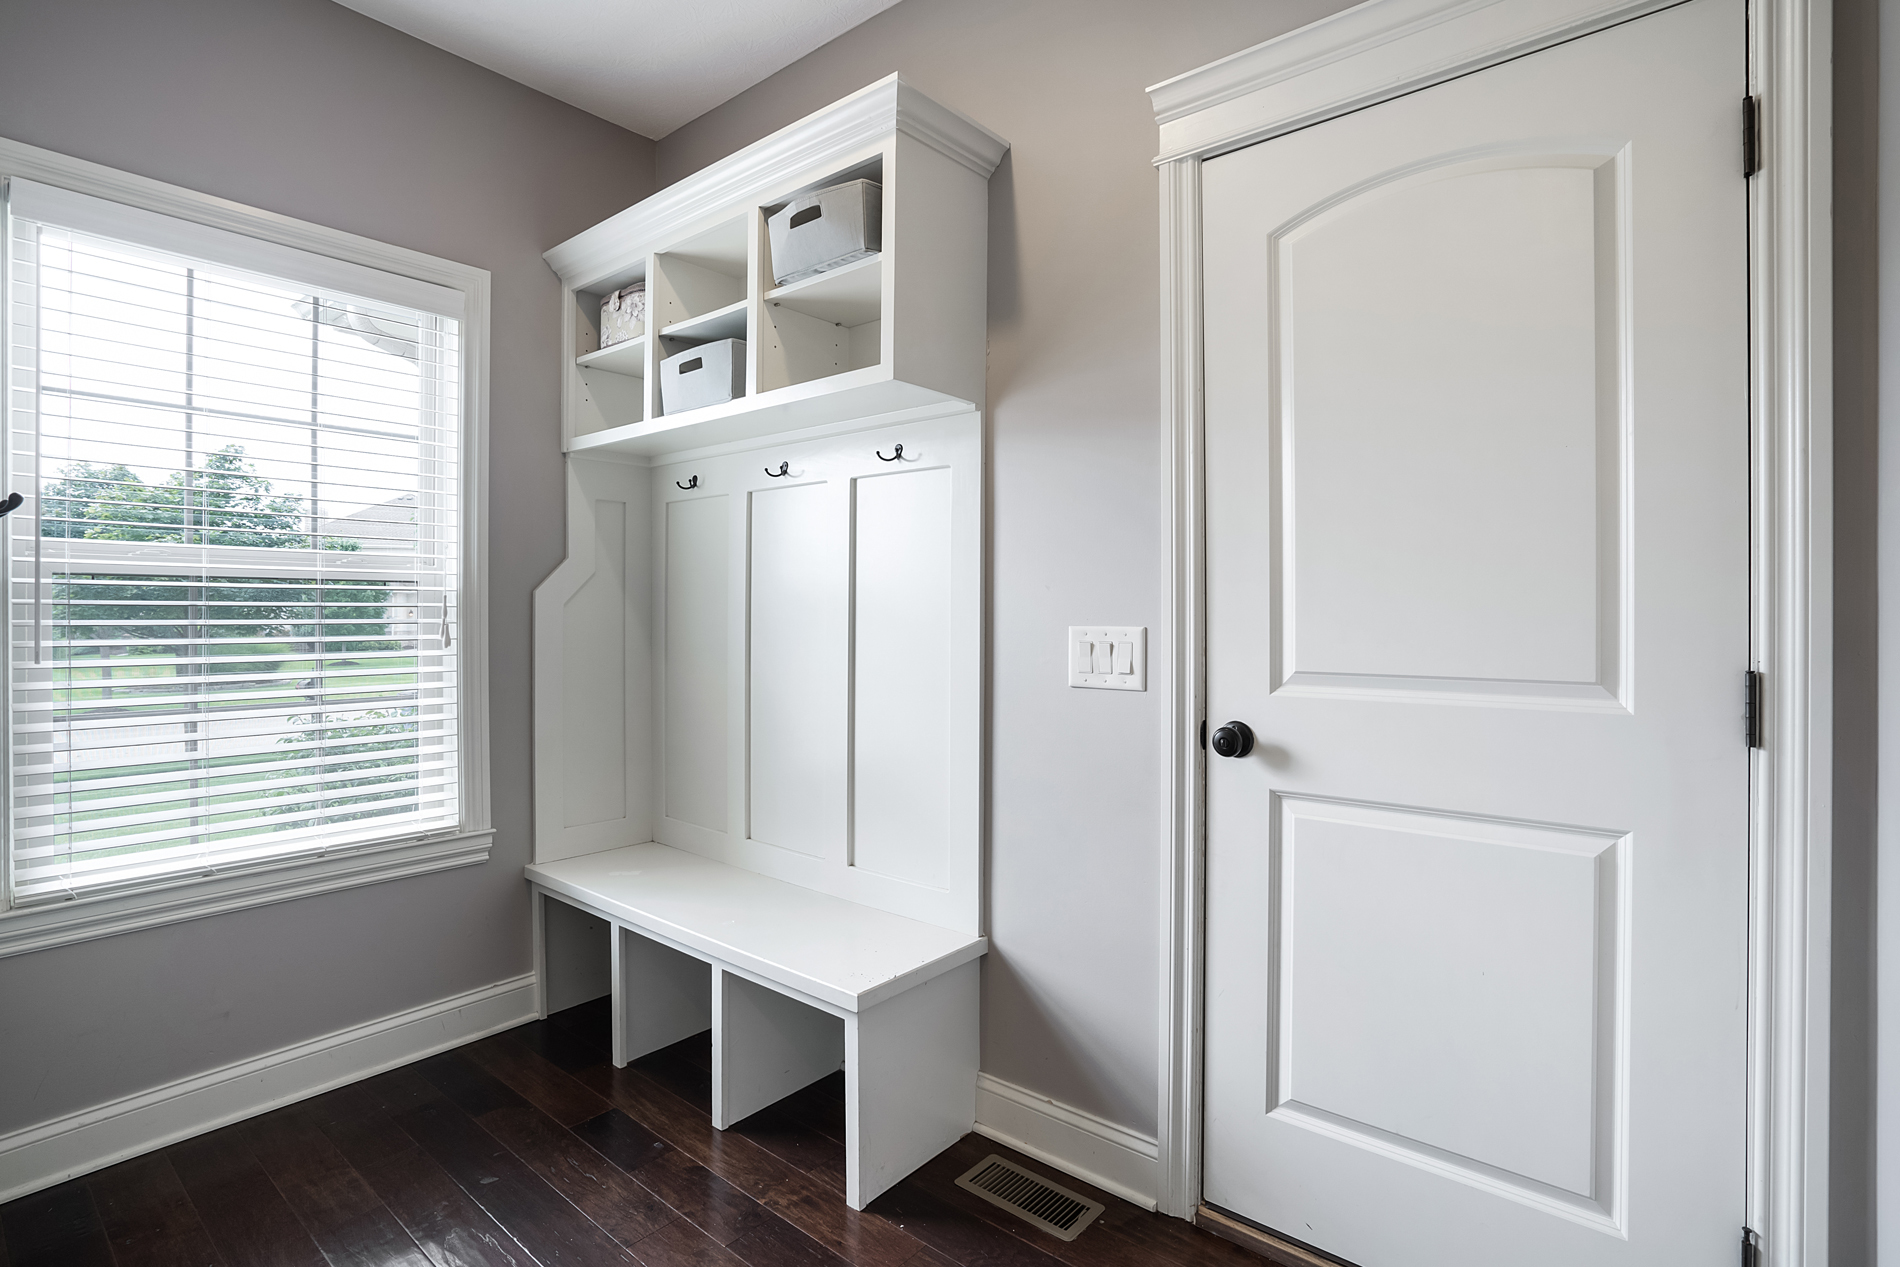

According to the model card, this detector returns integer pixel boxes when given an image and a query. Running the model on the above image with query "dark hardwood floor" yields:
[0,1000,1265,1266]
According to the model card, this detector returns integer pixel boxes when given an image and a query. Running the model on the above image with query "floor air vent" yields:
[954,1155,1105,1241]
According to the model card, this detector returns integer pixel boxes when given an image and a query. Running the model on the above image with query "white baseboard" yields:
[0,973,538,1204]
[973,1072,1159,1210]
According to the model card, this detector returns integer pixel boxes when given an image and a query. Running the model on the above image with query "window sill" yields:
[0,829,492,959]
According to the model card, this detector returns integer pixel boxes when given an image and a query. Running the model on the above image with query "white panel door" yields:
[1201,3,1748,1266]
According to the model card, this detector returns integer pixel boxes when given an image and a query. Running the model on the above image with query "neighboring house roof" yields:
[318,493,420,550]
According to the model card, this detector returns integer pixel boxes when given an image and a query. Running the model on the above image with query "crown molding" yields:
[1146,0,1681,163]
[544,74,1007,288]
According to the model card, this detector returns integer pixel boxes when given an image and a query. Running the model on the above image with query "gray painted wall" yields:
[0,0,656,1136]
[655,0,1356,1136]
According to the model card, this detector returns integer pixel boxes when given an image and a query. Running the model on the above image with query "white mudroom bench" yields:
[527,842,987,1209]
[529,76,1003,1213]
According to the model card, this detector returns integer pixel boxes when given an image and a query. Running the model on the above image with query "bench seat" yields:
[526,842,986,1208]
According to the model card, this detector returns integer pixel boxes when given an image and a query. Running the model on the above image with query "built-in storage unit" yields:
[531,75,1005,1210]
[551,78,995,457]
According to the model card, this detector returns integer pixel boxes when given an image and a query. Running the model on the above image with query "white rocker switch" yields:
[1070,626,1146,691]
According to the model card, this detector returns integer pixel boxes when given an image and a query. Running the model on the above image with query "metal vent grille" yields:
[954,1155,1105,1242]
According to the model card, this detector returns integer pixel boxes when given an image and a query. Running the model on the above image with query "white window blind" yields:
[4,180,463,905]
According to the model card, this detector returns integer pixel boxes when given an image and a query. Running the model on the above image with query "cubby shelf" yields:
[577,335,646,378]
[660,298,748,344]
[766,255,881,326]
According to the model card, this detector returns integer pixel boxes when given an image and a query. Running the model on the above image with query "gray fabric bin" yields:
[767,180,882,286]
[661,339,745,414]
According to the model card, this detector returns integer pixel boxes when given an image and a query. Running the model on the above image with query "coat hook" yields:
[676,475,699,490]
[876,443,904,462]
[765,461,790,478]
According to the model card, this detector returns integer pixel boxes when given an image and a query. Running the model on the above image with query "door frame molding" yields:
[1151,1,1833,1263]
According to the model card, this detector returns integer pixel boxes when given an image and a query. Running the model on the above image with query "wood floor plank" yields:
[570,1108,673,1178]
[0,1180,115,1267]
[725,1205,853,1267]
[758,1170,933,1267]
[630,1039,715,1114]
[304,1080,537,1267]
[85,1152,228,1267]
[463,1032,615,1126]
[901,1249,962,1267]
[473,1102,677,1247]
[866,1178,1067,1267]
[617,1147,778,1246]
[515,1009,614,1075]
[729,1100,849,1192]
[167,1128,328,1267]
[774,1074,849,1144]
[628,1216,751,1267]
[390,1085,640,1264]
[578,1063,798,1195]
[415,1052,532,1119]
[1101,1207,1280,1267]
[579,1062,923,1267]
[552,995,614,1041]
[240,1106,433,1267]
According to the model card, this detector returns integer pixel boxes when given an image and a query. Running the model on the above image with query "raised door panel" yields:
[1277,157,1625,707]
[1272,796,1620,1218]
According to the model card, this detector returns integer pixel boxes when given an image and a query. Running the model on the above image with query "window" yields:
[0,166,487,947]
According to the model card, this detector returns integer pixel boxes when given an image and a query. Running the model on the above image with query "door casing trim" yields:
[1151,4,1833,1265]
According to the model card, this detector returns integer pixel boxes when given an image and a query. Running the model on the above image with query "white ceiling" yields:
[331,0,904,139]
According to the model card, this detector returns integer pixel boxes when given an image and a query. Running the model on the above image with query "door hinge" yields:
[1744,670,1764,748]
[1742,1226,1763,1267]
[1743,95,1763,176]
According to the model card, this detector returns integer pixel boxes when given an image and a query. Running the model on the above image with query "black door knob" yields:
[1211,721,1254,758]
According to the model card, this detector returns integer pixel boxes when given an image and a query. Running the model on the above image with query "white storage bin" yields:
[601,283,646,348]
[767,180,882,286]
[661,339,746,414]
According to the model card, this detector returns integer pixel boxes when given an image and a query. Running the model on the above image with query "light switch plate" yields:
[1069,626,1146,691]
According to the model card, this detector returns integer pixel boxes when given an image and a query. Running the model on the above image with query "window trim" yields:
[0,135,491,957]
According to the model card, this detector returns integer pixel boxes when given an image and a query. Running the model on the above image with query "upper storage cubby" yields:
[545,75,1007,457]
